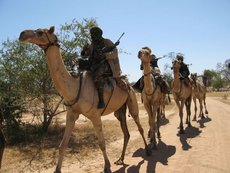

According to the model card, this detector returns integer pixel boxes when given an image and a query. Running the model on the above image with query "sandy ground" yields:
[1,96,230,173]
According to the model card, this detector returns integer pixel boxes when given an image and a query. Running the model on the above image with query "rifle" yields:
[155,55,167,61]
[102,32,125,53]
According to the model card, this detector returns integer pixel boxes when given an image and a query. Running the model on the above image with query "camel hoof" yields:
[114,158,124,165]
[54,170,61,173]
[102,167,112,173]
[192,117,196,121]
[205,111,208,114]
[152,144,157,150]
[179,129,185,134]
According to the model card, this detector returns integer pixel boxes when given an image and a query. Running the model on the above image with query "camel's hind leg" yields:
[114,103,130,165]
[199,98,205,119]
[129,107,152,156]
[175,99,184,134]
[55,110,79,173]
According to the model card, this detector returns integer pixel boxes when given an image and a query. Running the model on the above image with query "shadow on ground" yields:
[113,140,176,173]
[177,126,202,150]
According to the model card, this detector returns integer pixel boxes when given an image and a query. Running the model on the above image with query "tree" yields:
[0,18,98,140]
[212,72,225,91]
[202,69,217,87]
[216,58,230,84]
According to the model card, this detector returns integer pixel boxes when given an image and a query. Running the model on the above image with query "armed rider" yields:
[175,55,191,86]
[77,26,125,108]
[133,47,170,95]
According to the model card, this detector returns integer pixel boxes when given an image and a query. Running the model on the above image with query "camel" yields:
[171,59,192,134]
[138,48,162,149]
[190,73,208,121]
[159,92,171,119]
[19,26,150,173]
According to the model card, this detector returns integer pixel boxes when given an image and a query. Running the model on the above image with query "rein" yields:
[38,32,60,53]
[144,70,152,76]
[64,72,83,107]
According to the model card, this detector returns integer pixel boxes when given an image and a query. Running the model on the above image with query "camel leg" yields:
[91,116,111,173]
[199,99,205,119]
[185,97,192,127]
[149,105,158,149]
[175,100,184,134]
[204,95,209,114]
[129,108,152,156]
[55,110,79,173]
[114,103,130,165]
[193,97,197,121]
[144,103,156,149]
[156,107,161,139]
[160,102,166,119]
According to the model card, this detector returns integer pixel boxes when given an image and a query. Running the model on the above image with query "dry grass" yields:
[3,91,229,172]
[206,91,230,105]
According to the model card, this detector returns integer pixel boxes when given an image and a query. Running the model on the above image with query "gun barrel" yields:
[118,32,125,41]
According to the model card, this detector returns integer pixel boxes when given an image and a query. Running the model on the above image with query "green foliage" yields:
[58,18,98,70]
[0,18,98,144]
[217,58,230,84]
[212,72,225,91]
[203,69,218,87]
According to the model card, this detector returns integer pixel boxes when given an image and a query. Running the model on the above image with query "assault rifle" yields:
[102,32,125,53]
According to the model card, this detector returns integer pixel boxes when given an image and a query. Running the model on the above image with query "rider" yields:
[134,47,170,94]
[176,55,190,85]
[80,26,121,108]
[176,55,190,78]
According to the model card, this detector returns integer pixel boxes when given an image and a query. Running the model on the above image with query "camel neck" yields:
[173,68,181,92]
[45,46,78,101]
[142,62,154,94]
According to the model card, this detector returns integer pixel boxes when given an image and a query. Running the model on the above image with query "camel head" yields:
[138,47,152,63]
[19,26,58,51]
[172,59,181,71]
[190,73,198,86]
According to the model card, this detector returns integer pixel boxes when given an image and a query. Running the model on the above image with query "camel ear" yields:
[49,26,55,34]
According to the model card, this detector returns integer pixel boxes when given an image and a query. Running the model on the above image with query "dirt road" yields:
[42,97,230,173]
[2,96,230,173]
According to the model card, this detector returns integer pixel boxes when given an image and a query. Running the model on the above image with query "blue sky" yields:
[1,0,230,82]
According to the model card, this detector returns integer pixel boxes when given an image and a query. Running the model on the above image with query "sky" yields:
[0,0,230,82]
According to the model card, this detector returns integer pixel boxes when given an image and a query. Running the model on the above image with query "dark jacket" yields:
[180,62,190,78]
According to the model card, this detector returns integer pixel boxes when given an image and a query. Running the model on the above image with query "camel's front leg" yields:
[185,97,192,127]
[156,107,161,139]
[175,100,184,134]
[193,97,197,121]
[145,104,157,149]
[55,110,79,173]
[91,116,111,173]
[178,101,185,134]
